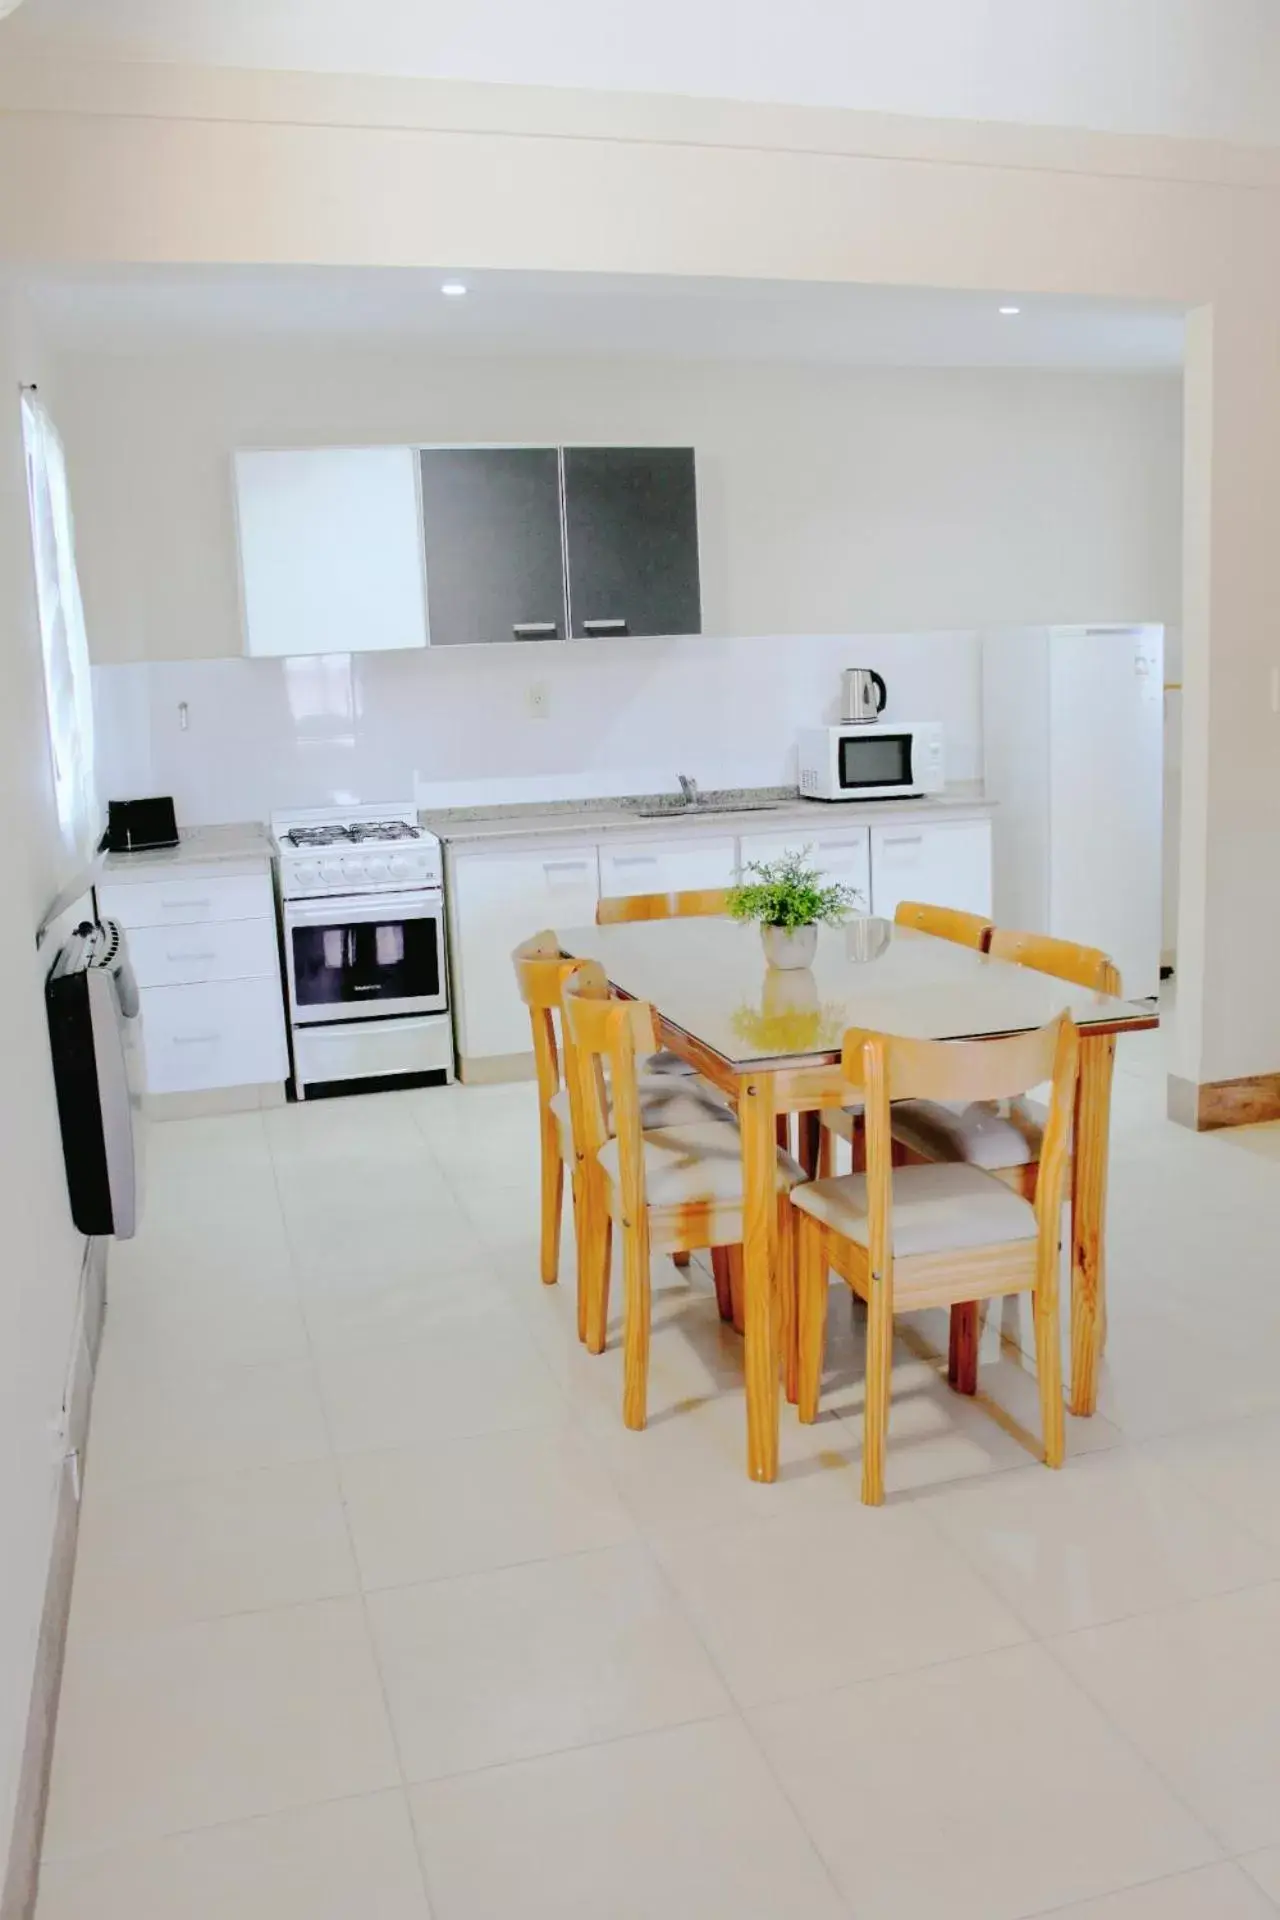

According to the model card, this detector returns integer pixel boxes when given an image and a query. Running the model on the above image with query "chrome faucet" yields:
[677,773,699,808]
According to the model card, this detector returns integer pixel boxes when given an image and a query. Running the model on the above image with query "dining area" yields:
[514,892,1156,1503]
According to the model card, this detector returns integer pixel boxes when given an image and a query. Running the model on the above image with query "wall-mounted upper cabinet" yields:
[420,444,701,646]
[419,448,567,647]
[562,447,701,640]
[234,447,429,657]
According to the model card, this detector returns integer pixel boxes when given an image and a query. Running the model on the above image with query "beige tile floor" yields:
[34,1019,1280,1918]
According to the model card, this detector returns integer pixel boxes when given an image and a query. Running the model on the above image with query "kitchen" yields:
[55,265,1180,1107]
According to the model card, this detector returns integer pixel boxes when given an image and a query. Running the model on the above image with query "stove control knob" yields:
[388,853,417,883]
[294,859,322,890]
[319,857,345,886]
[365,854,391,883]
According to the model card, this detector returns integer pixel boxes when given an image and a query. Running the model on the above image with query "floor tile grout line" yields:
[1009,1858,1275,1920]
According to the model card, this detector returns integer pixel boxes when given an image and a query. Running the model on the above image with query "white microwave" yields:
[797,721,945,801]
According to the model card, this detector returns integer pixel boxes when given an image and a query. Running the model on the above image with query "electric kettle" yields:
[841,668,887,724]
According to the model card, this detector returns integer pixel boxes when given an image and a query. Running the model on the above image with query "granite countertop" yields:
[100,821,273,875]
[422,784,992,850]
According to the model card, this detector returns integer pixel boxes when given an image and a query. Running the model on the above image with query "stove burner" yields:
[348,820,421,844]
[285,825,351,849]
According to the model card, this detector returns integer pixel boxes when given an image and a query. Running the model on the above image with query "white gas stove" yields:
[271,804,453,1097]
[272,803,442,900]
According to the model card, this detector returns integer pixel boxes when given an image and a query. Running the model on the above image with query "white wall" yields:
[59,348,1183,666]
[66,344,1179,817]
[7,0,1280,148]
[0,297,92,1891]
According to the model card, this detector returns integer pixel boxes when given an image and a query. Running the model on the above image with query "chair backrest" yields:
[597,888,730,926]
[511,931,582,1114]
[894,900,993,950]
[839,1014,1080,1272]
[987,927,1120,996]
[561,967,656,1218]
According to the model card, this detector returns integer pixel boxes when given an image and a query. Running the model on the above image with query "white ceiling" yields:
[25,268,1186,370]
[4,0,1280,147]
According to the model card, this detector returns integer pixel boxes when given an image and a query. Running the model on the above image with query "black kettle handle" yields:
[871,670,887,712]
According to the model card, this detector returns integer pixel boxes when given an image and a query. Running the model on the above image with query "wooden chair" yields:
[892,900,994,950]
[792,1013,1079,1504]
[596,888,730,925]
[817,899,995,1175]
[888,930,1118,1200]
[562,964,805,1429]
[512,933,732,1327]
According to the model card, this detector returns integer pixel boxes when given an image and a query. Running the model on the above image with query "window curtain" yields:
[21,393,98,864]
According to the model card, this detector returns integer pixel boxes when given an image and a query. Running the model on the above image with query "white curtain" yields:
[21,393,98,863]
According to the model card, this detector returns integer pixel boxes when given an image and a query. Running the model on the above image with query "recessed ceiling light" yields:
[999,305,1022,316]
[441,282,468,298]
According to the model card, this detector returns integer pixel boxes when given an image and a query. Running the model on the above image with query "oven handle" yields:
[284,890,441,929]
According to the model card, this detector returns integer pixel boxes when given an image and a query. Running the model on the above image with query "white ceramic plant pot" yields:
[761,923,818,970]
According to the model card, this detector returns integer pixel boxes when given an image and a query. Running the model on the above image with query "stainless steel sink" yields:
[633,800,782,820]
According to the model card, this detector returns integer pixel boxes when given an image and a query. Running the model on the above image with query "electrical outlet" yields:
[526,681,551,720]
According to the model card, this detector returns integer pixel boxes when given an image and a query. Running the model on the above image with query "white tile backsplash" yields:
[92,631,982,826]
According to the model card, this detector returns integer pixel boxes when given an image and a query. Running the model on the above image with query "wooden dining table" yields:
[556,914,1158,1483]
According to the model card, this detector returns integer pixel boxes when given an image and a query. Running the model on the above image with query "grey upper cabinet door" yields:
[562,447,701,639]
[419,448,567,646]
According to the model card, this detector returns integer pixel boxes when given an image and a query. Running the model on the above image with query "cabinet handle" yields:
[582,618,627,634]
[512,622,557,638]
[165,950,217,963]
[172,1032,219,1046]
[882,835,923,848]
[543,859,591,874]
[161,896,212,911]
[816,840,865,852]
[613,855,657,867]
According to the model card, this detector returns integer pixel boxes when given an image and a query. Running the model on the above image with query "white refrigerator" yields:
[981,625,1164,1000]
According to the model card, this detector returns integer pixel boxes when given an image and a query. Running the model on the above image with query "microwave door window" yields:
[839,733,912,789]
[292,917,441,1008]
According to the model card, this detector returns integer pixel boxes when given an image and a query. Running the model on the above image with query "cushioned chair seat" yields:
[549,1075,732,1155]
[790,1160,1038,1256]
[642,1048,699,1077]
[889,1096,1047,1170]
[597,1122,804,1211]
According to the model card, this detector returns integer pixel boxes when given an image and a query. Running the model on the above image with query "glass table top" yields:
[556,917,1157,1068]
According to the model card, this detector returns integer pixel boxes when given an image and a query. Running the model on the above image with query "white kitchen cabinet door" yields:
[869,820,993,921]
[139,978,289,1094]
[737,826,871,912]
[234,447,428,657]
[450,844,600,1064]
[598,836,738,900]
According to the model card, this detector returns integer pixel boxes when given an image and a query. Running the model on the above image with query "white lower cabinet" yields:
[140,978,289,1094]
[100,861,289,1096]
[737,826,871,912]
[598,836,738,899]
[868,819,993,921]
[450,843,600,1066]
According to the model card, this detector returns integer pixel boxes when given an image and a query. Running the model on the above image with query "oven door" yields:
[837,728,921,795]
[284,890,447,1025]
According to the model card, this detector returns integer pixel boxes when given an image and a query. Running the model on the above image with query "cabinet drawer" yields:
[128,917,280,989]
[599,837,737,899]
[139,979,288,1093]
[99,872,274,930]
[738,826,871,909]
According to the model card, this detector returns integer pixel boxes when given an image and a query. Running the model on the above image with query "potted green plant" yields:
[727,848,859,969]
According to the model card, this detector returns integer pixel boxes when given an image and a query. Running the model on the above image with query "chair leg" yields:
[796,1214,827,1423]
[727,1245,746,1335]
[581,1181,613,1354]
[1034,1278,1065,1469]
[776,1196,798,1406]
[710,1245,735,1323]
[797,1110,821,1180]
[621,1213,652,1432]
[862,1276,893,1506]
[672,1249,691,1269]
[948,1302,980,1395]
[817,1122,834,1179]
[539,1129,564,1286]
